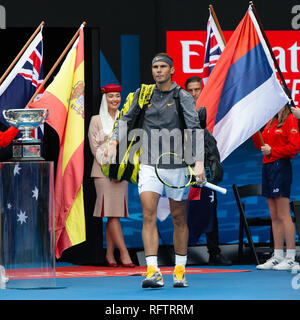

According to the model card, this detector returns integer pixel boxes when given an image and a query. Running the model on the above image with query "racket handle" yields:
[204,181,227,194]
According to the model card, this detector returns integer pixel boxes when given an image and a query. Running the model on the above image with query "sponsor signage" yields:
[167,30,300,106]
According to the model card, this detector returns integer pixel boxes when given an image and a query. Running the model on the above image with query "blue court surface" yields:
[0,263,299,301]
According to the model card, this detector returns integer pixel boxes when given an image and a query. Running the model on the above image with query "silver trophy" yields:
[3,108,49,161]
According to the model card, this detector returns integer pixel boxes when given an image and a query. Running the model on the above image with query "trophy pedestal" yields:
[0,161,56,289]
[12,140,44,161]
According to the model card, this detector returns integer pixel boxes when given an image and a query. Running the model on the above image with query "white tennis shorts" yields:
[138,164,190,201]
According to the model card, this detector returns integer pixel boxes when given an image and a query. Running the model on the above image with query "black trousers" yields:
[187,189,221,256]
[206,198,221,256]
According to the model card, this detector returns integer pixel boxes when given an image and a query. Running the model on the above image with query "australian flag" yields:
[0,162,54,283]
[0,29,44,160]
[0,29,44,129]
[201,9,225,86]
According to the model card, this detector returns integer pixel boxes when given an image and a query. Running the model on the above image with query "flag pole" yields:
[209,4,226,46]
[249,1,294,107]
[0,21,45,86]
[258,132,264,145]
[249,1,291,145]
[25,21,86,108]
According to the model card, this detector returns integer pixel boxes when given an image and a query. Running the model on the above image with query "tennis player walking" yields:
[104,53,205,288]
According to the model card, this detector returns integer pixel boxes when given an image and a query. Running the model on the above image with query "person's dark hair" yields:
[154,52,173,62]
[185,76,202,89]
[152,52,173,68]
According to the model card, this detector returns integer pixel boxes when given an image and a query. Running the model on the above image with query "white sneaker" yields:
[256,256,283,270]
[272,258,299,271]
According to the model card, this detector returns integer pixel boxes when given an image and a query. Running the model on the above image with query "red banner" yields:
[167,30,300,106]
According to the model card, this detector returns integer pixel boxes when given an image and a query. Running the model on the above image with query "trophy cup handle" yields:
[42,109,49,122]
[2,110,18,126]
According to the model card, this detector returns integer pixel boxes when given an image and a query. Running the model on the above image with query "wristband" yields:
[110,140,118,146]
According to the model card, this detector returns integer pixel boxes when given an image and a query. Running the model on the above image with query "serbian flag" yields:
[201,9,225,85]
[197,5,289,162]
[28,26,86,258]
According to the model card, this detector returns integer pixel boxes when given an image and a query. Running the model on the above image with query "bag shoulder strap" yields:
[112,84,155,132]
[173,86,186,130]
[134,84,155,129]
[117,92,135,121]
[138,84,155,109]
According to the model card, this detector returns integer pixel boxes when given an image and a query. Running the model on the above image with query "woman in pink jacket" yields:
[88,84,135,268]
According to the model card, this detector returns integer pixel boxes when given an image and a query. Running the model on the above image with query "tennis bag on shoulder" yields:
[198,106,224,185]
[101,84,155,184]
[173,87,223,185]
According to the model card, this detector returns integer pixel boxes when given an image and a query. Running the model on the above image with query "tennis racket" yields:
[154,152,227,194]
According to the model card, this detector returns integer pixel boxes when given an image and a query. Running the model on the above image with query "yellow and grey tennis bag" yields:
[101,84,155,184]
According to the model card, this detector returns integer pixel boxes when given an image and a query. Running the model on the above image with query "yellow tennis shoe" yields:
[142,265,164,288]
[173,265,188,287]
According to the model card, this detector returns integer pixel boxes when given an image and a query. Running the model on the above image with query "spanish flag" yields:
[28,26,86,258]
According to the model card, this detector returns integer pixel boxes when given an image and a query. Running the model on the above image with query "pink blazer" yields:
[88,115,107,178]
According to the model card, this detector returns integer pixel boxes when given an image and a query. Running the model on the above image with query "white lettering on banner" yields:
[273,42,300,105]
[273,46,287,72]
[291,5,300,30]
[288,42,300,72]
[285,79,300,106]
[180,40,203,73]
[0,5,5,29]
[273,42,300,73]
[292,80,300,105]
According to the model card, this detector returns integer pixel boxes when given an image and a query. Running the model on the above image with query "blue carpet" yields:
[0,265,299,300]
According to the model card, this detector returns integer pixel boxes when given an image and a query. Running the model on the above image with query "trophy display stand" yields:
[0,161,56,289]
[0,108,55,288]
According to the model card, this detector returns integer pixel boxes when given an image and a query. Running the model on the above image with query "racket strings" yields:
[156,153,191,189]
